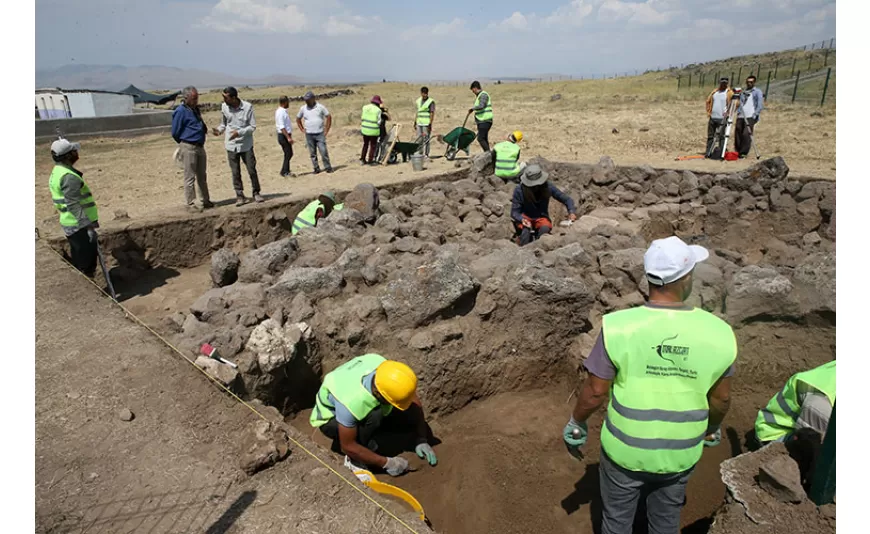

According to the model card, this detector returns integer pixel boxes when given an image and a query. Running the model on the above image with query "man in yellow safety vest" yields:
[492,130,525,181]
[360,95,383,165]
[754,360,835,446]
[310,354,438,477]
[48,138,101,278]
[563,236,737,534]
[414,87,435,157]
[468,80,493,152]
[291,191,344,235]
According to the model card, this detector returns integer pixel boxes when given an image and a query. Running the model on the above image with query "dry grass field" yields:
[34,73,836,235]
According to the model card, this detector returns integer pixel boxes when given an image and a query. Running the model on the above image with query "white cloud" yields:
[324,15,379,36]
[400,17,465,41]
[598,0,679,26]
[544,0,599,28]
[497,12,530,31]
[199,0,308,33]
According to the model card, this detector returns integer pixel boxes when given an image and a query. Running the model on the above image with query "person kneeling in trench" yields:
[510,164,577,246]
[309,353,437,477]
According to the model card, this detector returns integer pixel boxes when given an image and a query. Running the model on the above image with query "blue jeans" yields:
[305,132,332,171]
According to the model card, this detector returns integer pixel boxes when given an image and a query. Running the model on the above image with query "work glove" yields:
[384,456,410,477]
[87,226,98,244]
[704,426,722,447]
[563,418,587,460]
[415,443,438,466]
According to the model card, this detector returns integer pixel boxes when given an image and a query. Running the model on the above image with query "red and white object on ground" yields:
[200,343,238,368]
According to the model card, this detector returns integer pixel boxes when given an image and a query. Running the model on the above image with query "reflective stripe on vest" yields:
[599,305,737,474]
[493,141,520,177]
[309,353,393,428]
[474,91,492,122]
[292,200,323,235]
[415,97,434,126]
[755,360,836,442]
[361,103,381,136]
[48,165,98,228]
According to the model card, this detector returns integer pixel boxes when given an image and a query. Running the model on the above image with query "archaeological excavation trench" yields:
[54,155,836,533]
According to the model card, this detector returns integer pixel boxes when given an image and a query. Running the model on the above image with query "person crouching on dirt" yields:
[510,164,577,246]
[309,354,437,478]
[291,191,344,235]
[753,360,835,447]
[48,138,100,278]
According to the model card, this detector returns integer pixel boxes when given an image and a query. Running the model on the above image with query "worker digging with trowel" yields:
[309,354,438,478]
[510,164,577,246]
[291,191,343,235]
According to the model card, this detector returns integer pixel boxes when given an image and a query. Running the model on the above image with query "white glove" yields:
[384,456,409,477]
[87,226,98,244]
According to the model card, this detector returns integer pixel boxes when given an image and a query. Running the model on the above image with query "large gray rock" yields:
[342,183,380,222]
[195,355,240,388]
[547,243,594,268]
[725,265,799,324]
[324,207,368,230]
[512,264,595,306]
[210,248,240,288]
[598,248,646,292]
[374,213,401,234]
[685,262,725,313]
[238,420,291,476]
[792,252,835,314]
[759,453,805,504]
[238,238,299,284]
[267,266,344,301]
[190,283,267,323]
[470,151,493,176]
[380,250,480,327]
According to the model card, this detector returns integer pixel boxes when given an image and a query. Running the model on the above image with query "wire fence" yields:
[676,38,836,106]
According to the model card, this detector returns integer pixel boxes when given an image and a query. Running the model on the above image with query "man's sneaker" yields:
[326,168,335,174]
[253,193,265,203]
[201,200,215,209]
[186,203,203,213]
[360,160,367,166]
[235,196,248,207]
[313,168,322,174]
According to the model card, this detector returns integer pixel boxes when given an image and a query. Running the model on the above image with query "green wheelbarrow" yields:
[442,115,476,161]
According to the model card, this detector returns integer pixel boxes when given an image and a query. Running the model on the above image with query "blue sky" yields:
[35,0,836,81]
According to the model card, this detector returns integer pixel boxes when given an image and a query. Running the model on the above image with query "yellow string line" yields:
[40,242,423,534]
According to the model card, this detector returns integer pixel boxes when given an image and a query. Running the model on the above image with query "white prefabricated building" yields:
[35,89,134,119]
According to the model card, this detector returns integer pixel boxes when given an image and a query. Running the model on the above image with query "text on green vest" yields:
[599,305,737,474]
[49,165,98,228]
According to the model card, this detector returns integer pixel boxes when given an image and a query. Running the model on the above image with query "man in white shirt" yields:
[704,78,733,159]
[275,96,294,177]
[296,91,334,174]
[735,76,765,158]
[212,86,263,205]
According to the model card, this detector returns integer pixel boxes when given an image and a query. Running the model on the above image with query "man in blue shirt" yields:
[510,164,577,246]
[171,86,212,211]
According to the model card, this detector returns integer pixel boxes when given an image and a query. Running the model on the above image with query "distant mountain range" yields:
[35,64,307,92]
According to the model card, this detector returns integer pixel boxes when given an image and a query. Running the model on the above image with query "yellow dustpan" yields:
[351,468,428,523]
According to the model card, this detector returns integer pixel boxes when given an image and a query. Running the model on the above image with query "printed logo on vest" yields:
[653,334,691,365]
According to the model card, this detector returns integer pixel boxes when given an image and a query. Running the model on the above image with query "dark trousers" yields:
[66,227,98,278]
[734,118,755,156]
[319,408,385,454]
[277,133,293,175]
[361,135,379,163]
[227,148,261,196]
[599,450,693,534]
[705,118,726,157]
[476,120,492,152]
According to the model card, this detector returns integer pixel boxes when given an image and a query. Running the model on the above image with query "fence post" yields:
[791,58,797,77]
[757,63,762,78]
[811,42,815,50]
[821,67,832,106]
[792,70,801,103]
[808,54,813,72]
[824,48,829,67]
[765,70,772,98]
[737,66,742,83]
[774,61,779,79]
[688,74,691,88]
[715,71,720,84]
[678,76,681,91]
[809,403,835,505]
[730,71,734,85]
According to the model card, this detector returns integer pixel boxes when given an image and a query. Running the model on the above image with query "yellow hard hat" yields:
[374,360,418,411]
[512,130,523,142]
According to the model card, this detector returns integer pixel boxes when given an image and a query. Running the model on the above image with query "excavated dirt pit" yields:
[86,156,835,533]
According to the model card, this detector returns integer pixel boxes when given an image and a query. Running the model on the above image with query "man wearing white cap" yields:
[562,236,737,534]
[48,139,100,277]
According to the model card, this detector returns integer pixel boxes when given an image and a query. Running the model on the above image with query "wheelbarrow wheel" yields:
[445,146,458,161]
[388,152,398,164]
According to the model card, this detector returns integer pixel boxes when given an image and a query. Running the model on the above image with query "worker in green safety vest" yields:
[754,360,835,446]
[414,86,435,157]
[291,191,343,235]
[492,130,526,181]
[563,236,737,534]
[360,95,383,165]
[467,80,493,152]
[48,138,101,278]
[310,354,437,478]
